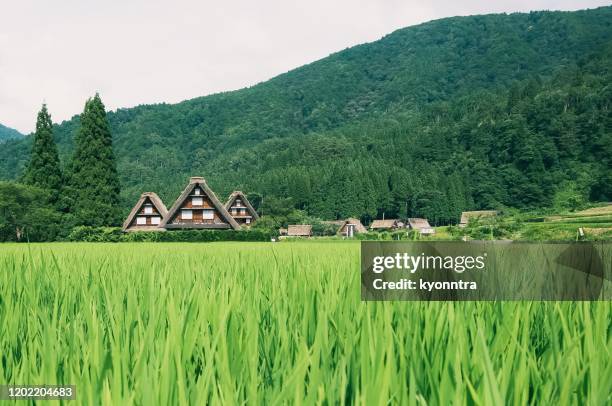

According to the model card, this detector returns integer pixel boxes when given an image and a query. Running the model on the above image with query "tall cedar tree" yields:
[23,104,62,203]
[69,94,121,226]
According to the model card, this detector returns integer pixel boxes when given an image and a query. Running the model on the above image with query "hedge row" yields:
[67,226,274,242]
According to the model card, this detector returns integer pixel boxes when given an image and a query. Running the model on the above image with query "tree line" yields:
[0,95,121,241]
[224,56,611,229]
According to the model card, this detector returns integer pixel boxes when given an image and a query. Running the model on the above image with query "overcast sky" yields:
[1,1,608,133]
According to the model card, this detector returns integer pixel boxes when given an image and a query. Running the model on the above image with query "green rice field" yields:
[0,242,610,404]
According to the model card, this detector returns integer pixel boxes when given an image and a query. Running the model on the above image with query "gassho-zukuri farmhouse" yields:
[122,177,259,232]
[123,176,497,235]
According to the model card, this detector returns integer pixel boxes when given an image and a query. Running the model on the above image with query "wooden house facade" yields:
[225,191,259,227]
[160,177,240,230]
[123,192,168,232]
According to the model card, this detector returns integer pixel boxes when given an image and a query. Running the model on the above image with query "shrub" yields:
[68,226,123,242]
[312,222,338,236]
[68,226,273,243]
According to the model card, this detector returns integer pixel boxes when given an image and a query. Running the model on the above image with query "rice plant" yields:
[0,242,610,404]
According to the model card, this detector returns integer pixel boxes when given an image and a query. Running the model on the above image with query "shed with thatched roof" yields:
[225,191,260,228]
[338,218,367,237]
[123,192,168,232]
[287,225,312,237]
[407,218,435,235]
[160,177,240,230]
[459,210,498,227]
[370,219,403,231]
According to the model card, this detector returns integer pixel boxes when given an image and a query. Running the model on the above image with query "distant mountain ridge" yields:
[0,6,610,222]
[0,123,23,142]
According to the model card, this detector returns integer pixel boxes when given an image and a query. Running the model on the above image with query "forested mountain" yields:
[1,7,610,224]
[0,124,23,142]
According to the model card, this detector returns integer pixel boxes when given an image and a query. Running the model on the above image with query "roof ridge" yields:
[160,177,241,230]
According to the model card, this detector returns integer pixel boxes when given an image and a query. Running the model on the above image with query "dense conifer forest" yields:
[0,7,610,226]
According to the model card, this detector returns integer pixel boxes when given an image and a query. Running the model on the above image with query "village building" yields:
[459,210,498,227]
[338,218,367,237]
[160,177,241,230]
[370,219,404,231]
[122,192,168,232]
[225,191,259,227]
[287,225,312,237]
[407,218,436,235]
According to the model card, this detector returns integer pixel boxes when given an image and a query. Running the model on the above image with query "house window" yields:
[182,209,193,220]
[144,204,153,214]
[194,188,201,195]
[246,218,251,224]
[240,209,246,215]
[232,209,237,215]
[136,217,147,225]
[235,199,242,206]
[203,210,214,220]
[192,197,203,206]
[151,217,160,225]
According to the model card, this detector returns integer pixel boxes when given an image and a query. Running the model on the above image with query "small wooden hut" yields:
[370,219,403,231]
[287,225,312,237]
[160,177,240,230]
[225,191,260,227]
[338,218,367,237]
[123,192,168,232]
[407,218,435,235]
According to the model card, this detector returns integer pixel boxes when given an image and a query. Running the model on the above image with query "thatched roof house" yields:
[338,218,367,237]
[287,225,312,237]
[225,191,260,227]
[459,210,498,227]
[123,192,168,232]
[160,177,240,230]
[370,219,404,231]
[407,218,435,235]
[370,219,403,231]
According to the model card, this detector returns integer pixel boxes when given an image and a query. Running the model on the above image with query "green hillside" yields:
[1,7,610,224]
[0,123,23,142]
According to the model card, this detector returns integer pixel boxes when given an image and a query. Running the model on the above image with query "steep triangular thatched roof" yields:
[224,191,260,220]
[338,218,367,234]
[160,177,240,230]
[122,192,168,232]
[287,225,312,236]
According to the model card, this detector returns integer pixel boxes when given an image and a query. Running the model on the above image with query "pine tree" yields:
[68,94,121,226]
[23,104,62,203]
